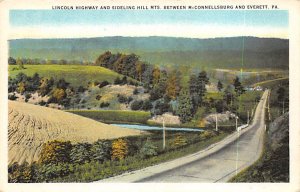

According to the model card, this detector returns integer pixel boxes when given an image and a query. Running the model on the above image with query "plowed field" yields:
[8,101,142,164]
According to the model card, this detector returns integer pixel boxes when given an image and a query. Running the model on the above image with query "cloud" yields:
[9,23,288,39]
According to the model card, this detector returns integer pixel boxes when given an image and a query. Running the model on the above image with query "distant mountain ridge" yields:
[9,36,289,69]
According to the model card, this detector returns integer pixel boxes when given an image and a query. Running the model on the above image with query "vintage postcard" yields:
[0,0,299,191]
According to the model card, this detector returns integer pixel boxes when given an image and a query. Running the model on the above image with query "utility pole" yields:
[247,110,249,124]
[163,118,166,150]
[236,126,240,176]
[215,113,218,132]
[235,116,238,131]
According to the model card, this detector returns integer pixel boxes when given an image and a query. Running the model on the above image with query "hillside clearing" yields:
[8,101,142,164]
[9,65,123,87]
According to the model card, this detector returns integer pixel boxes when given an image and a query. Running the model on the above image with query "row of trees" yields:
[8,57,93,66]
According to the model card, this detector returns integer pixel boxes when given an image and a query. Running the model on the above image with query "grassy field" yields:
[9,64,123,87]
[66,110,151,124]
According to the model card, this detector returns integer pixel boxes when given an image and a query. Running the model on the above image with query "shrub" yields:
[8,162,21,183]
[114,77,122,85]
[77,86,85,93]
[100,102,110,108]
[172,134,187,148]
[96,95,102,100]
[141,100,152,111]
[91,140,111,162]
[8,94,18,101]
[70,143,92,164]
[38,100,47,106]
[140,139,158,159]
[99,81,109,88]
[38,163,72,181]
[131,100,144,110]
[8,162,37,183]
[38,140,72,164]
[133,88,139,95]
[111,139,128,161]
[117,94,128,103]
[200,131,216,140]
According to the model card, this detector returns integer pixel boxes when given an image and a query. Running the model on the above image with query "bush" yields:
[172,134,187,148]
[70,143,92,164]
[140,139,158,159]
[117,94,128,103]
[99,80,109,88]
[96,95,102,100]
[77,86,85,93]
[8,162,39,183]
[100,102,110,108]
[133,88,139,95]
[91,140,111,162]
[38,100,47,106]
[141,100,152,111]
[8,94,18,101]
[131,100,144,110]
[114,77,122,85]
[38,140,72,164]
[200,131,216,140]
[38,163,72,181]
[111,139,128,161]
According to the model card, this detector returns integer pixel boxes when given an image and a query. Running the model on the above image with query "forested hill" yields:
[9,36,289,69]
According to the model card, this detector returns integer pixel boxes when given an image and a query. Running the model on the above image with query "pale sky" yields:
[9,10,289,39]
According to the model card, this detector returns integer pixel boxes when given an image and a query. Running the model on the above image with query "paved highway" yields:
[98,90,269,183]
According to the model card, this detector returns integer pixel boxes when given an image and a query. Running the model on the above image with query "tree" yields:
[217,80,223,92]
[166,70,181,100]
[38,140,72,164]
[111,139,128,161]
[56,78,69,90]
[131,100,144,110]
[140,139,157,159]
[152,67,161,85]
[233,76,245,96]
[189,73,199,109]
[8,57,16,65]
[38,77,54,96]
[177,88,193,123]
[16,58,25,69]
[277,87,286,113]
[91,140,111,162]
[17,82,26,94]
[95,51,112,67]
[52,88,66,102]
[136,61,145,82]
[197,71,209,106]
[142,65,153,89]
[277,87,285,103]
[70,143,92,164]
[223,85,234,106]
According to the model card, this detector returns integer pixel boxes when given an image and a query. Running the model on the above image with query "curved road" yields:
[98,90,269,183]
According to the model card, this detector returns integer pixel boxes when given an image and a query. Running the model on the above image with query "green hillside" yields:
[8,65,123,87]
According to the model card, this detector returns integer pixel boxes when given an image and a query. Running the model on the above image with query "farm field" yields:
[8,101,142,164]
[66,110,151,124]
[8,64,123,87]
